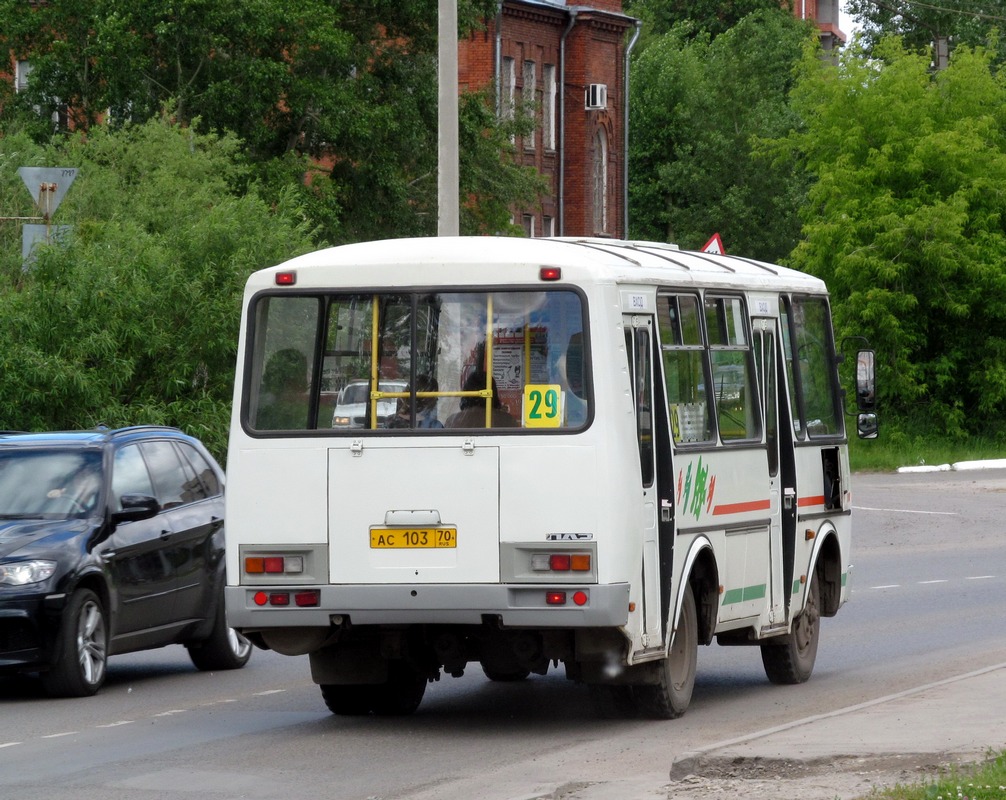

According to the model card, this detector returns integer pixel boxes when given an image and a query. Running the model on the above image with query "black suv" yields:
[0,426,251,697]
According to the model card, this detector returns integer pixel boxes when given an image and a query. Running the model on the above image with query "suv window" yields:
[111,445,156,511]
[141,440,203,508]
[178,442,221,497]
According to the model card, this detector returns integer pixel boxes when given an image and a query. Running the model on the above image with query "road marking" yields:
[254,689,287,696]
[154,710,186,717]
[918,579,948,585]
[871,584,901,589]
[41,731,77,739]
[95,721,134,728]
[0,742,22,749]
[853,505,957,516]
[966,575,996,580]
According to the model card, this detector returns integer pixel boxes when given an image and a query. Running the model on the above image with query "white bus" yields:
[225,236,875,718]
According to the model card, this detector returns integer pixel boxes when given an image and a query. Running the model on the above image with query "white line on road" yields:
[871,584,901,589]
[853,505,957,516]
[95,721,134,728]
[918,580,948,585]
[41,732,78,739]
[0,743,22,749]
[965,575,996,580]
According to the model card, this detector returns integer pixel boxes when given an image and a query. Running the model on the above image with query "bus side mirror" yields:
[856,350,876,412]
[855,349,877,439]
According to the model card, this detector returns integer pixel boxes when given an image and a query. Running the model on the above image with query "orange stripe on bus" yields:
[798,495,826,508]
[712,499,772,516]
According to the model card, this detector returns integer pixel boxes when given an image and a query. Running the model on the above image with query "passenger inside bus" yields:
[445,372,518,429]
[389,375,443,429]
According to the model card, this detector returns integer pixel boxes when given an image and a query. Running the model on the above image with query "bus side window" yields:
[657,294,713,444]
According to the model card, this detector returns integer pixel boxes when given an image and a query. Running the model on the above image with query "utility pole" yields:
[437,0,459,236]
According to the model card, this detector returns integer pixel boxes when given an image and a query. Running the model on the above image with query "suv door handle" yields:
[159,529,172,540]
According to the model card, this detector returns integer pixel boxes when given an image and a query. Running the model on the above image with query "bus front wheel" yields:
[761,576,820,684]
[635,583,698,719]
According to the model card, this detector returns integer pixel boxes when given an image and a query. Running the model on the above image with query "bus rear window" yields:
[245,290,589,433]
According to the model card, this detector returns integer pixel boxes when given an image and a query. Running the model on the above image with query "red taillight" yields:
[549,554,571,571]
[573,590,589,606]
[294,591,320,607]
[539,266,561,281]
[264,557,285,573]
[545,591,567,605]
[275,271,297,286]
[269,592,290,606]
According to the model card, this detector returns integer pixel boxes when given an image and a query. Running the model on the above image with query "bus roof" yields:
[252,237,827,295]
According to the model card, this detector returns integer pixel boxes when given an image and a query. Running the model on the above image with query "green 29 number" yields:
[523,384,562,428]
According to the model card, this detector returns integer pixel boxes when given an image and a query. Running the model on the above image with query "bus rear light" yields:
[275,271,297,286]
[532,553,592,572]
[245,555,304,575]
[573,591,589,606]
[252,590,316,607]
[545,591,567,605]
[294,590,320,607]
[539,266,562,281]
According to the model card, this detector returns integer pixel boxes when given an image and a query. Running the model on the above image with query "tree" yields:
[774,38,1006,438]
[628,10,814,260]
[0,119,318,457]
[844,0,1006,66]
[0,0,538,243]
[626,0,791,43]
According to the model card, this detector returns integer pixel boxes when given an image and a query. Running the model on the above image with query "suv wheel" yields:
[42,588,108,698]
[186,593,252,671]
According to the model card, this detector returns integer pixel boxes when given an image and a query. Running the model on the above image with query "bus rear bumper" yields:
[226,583,631,629]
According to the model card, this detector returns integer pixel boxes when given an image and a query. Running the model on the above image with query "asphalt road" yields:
[1,469,1003,800]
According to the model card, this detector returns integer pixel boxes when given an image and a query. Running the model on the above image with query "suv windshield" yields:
[0,450,104,520]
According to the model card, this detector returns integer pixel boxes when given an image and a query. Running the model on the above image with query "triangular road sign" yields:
[702,233,725,254]
[18,167,78,217]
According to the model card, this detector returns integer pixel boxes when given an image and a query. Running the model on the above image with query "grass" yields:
[866,751,1006,799]
[849,431,1006,473]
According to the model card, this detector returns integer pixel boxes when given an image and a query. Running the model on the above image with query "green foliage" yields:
[0,0,538,244]
[626,0,791,43]
[628,10,814,260]
[775,38,1006,438]
[0,119,318,458]
[844,0,1006,65]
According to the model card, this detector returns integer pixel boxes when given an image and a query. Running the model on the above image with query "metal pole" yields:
[438,0,460,236]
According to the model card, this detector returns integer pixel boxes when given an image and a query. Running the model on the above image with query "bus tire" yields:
[321,684,376,715]
[371,661,427,716]
[635,583,697,720]
[761,575,820,685]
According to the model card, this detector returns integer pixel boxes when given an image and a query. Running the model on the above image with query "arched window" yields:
[592,128,608,234]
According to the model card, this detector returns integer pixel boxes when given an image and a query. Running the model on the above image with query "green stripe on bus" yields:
[722,583,767,605]
[792,580,802,595]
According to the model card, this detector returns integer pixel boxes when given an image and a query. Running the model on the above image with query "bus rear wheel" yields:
[321,661,427,716]
[761,575,820,684]
[635,583,697,719]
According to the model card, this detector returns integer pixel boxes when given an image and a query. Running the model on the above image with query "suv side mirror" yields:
[111,494,160,525]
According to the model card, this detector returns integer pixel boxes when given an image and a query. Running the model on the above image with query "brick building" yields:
[459,0,639,239]
[458,0,844,240]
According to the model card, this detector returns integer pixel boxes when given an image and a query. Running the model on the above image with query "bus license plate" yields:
[370,528,457,549]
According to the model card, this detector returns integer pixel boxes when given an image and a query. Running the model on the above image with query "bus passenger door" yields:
[624,315,665,646]
[754,318,796,625]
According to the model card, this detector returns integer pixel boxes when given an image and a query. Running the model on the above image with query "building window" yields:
[523,60,536,151]
[522,214,535,237]
[543,64,556,151]
[501,57,515,121]
[592,129,608,234]
[15,60,32,93]
[542,216,555,237]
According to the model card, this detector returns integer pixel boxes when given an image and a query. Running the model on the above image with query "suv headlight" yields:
[0,560,58,586]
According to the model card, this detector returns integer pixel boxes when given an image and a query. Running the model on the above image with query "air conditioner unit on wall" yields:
[585,83,607,111]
